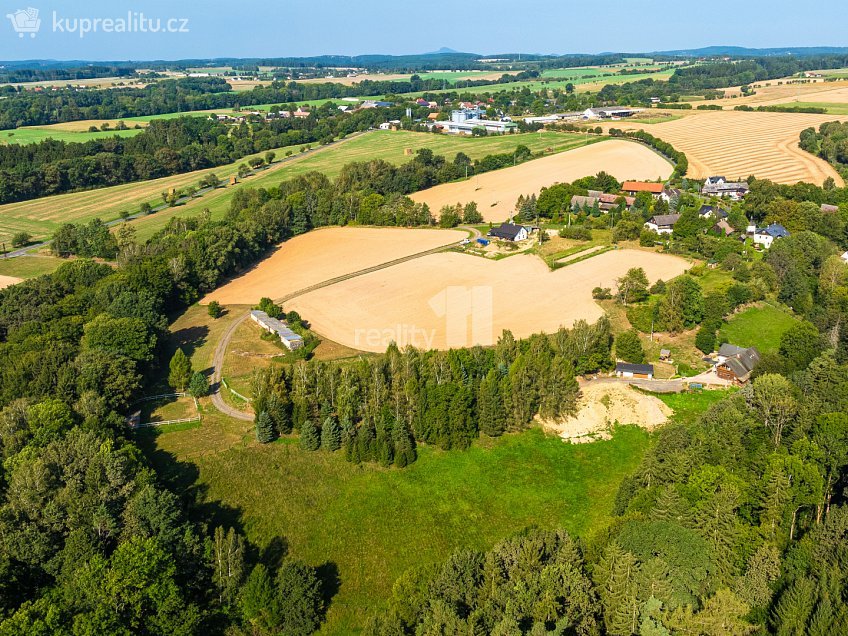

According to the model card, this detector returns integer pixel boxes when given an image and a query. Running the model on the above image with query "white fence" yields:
[127,392,201,429]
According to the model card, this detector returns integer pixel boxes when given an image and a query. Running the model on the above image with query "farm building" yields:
[582,107,640,119]
[438,118,518,135]
[488,223,529,242]
[644,214,681,235]
[753,223,789,249]
[701,177,749,200]
[250,310,304,351]
[622,181,664,197]
[715,344,761,384]
[615,362,654,379]
[572,192,634,212]
[712,219,736,237]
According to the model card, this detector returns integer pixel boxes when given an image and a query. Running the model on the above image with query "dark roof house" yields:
[488,223,528,241]
[615,362,654,378]
[716,344,761,383]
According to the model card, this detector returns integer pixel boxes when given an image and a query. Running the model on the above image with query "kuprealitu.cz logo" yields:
[6,7,189,39]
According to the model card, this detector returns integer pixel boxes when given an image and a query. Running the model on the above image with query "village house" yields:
[660,188,681,204]
[698,205,728,220]
[250,310,304,351]
[841,251,848,264]
[615,362,654,379]
[702,176,749,200]
[571,192,635,212]
[644,213,681,234]
[622,181,665,198]
[712,219,736,237]
[715,343,761,384]
[753,223,789,249]
[488,223,529,242]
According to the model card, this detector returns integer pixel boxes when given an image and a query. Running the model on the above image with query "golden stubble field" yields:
[409,139,673,221]
[603,110,843,185]
[287,249,691,352]
[202,227,467,305]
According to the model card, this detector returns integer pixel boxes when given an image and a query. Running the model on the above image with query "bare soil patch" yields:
[0,275,22,290]
[541,382,671,443]
[203,227,466,305]
[287,248,690,352]
[409,140,673,222]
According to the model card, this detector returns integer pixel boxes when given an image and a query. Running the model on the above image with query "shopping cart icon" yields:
[6,8,41,38]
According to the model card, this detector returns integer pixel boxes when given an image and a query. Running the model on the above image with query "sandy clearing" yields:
[541,382,671,443]
[0,275,22,290]
[600,110,842,186]
[409,140,672,222]
[288,248,690,352]
[202,227,467,305]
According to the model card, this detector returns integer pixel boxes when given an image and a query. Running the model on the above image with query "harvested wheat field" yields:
[701,79,848,108]
[203,227,466,305]
[541,382,671,443]
[0,275,22,290]
[287,249,690,352]
[410,140,672,221]
[608,110,842,185]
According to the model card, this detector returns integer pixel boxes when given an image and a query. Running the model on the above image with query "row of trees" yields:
[251,320,614,464]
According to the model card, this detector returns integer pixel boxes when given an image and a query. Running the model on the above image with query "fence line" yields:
[127,392,201,429]
[222,378,252,402]
[133,415,201,429]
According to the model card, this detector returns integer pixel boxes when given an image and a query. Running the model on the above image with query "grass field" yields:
[146,422,651,634]
[718,303,798,354]
[776,101,848,115]
[128,130,597,240]
[0,126,143,145]
[0,255,65,279]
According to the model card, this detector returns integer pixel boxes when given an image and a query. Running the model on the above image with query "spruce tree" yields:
[256,411,276,444]
[188,371,209,398]
[478,369,506,437]
[168,348,192,391]
[321,415,342,452]
[393,422,416,468]
[300,418,320,451]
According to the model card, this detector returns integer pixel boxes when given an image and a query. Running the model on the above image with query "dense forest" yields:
[0,65,134,84]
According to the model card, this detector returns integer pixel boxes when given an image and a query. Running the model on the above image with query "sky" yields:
[0,0,847,61]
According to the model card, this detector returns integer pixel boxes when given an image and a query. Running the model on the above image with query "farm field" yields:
[145,421,651,635]
[718,303,798,354]
[0,126,143,145]
[128,130,596,240]
[0,137,308,246]
[203,227,467,306]
[10,118,151,132]
[409,139,673,219]
[603,110,843,185]
[701,78,848,108]
[287,249,691,352]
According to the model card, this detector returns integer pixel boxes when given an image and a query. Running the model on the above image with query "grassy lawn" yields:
[718,303,798,354]
[138,394,198,425]
[0,255,65,278]
[146,423,650,634]
[658,389,733,424]
[0,126,143,145]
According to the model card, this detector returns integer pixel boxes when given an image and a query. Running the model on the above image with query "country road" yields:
[207,230,471,419]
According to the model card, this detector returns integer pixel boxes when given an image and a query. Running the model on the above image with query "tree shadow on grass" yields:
[316,561,342,618]
[170,324,210,362]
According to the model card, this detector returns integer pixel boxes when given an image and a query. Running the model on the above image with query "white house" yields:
[753,223,789,249]
[840,251,848,264]
[488,223,529,242]
[615,362,654,379]
[644,214,681,235]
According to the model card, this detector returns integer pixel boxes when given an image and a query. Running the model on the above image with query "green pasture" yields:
[718,303,798,354]
[0,126,143,145]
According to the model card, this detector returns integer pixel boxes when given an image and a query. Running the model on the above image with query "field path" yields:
[208,233,471,419]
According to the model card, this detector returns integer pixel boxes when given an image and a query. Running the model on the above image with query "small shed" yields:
[615,362,654,379]
[659,349,671,361]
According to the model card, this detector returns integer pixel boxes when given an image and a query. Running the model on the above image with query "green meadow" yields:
[718,303,798,354]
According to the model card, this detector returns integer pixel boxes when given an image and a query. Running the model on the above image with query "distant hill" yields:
[654,45,848,58]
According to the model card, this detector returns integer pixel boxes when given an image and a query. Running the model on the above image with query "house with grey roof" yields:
[715,344,760,384]
[644,214,681,235]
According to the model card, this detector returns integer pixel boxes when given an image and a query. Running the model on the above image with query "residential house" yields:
[622,181,665,198]
[840,251,848,264]
[644,214,681,234]
[488,223,529,242]
[698,205,728,220]
[715,343,761,384]
[702,177,749,200]
[753,223,789,249]
[660,188,681,204]
[712,219,736,237]
[250,310,304,351]
[615,362,654,379]
[573,191,634,212]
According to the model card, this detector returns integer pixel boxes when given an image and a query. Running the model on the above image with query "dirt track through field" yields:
[203,227,467,306]
[409,140,673,222]
[287,248,690,352]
